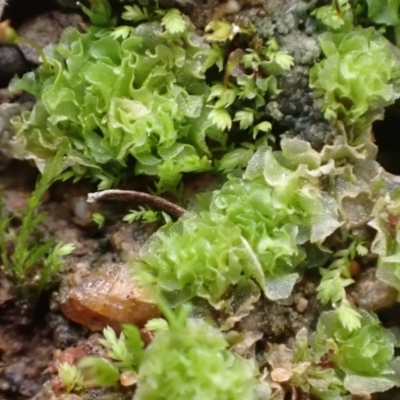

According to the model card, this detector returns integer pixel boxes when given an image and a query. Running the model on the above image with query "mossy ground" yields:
[1,0,400,399]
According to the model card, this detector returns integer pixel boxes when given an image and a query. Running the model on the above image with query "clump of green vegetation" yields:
[138,213,250,307]
[10,2,216,193]
[8,0,290,193]
[311,0,353,30]
[310,27,400,142]
[79,324,144,387]
[311,0,400,31]
[74,303,399,398]
[58,363,85,393]
[6,0,400,398]
[0,152,74,301]
[266,327,347,398]
[314,309,399,394]
[266,308,399,397]
[136,317,261,400]
[317,239,368,331]
[76,306,265,400]
[211,37,293,173]
[137,141,339,307]
[370,193,400,292]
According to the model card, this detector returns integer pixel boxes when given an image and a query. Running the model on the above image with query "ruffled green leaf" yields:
[315,309,396,380]
[310,28,400,140]
[138,140,340,306]
[365,0,400,25]
[9,15,222,191]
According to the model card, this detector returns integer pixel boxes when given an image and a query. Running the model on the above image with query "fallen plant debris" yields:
[87,189,186,220]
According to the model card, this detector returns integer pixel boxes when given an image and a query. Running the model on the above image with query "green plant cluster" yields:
[317,239,368,331]
[58,362,85,393]
[310,27,400,142]
[137,141,339,307]
[66,306,400,398]
[135,318,261,400]
[7,0,400,398]
[370,193,400,293]
[8,0,290,193]
[71,307,266,400]
[312,0,400,31]
[0,152,74,302]
[314,309,399,394]
[79,324,144,387]
[10,7,216,192]
[266,308,399,398]
[212,38,293,173]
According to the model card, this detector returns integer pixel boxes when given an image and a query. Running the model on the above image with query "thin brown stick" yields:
[87,189,186,220]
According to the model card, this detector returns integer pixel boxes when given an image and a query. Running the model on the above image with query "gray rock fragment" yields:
[17,10,85,64]
[355,268,398,312]
[0,45,30,87]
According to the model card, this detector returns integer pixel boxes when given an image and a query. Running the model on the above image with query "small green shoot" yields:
[0,152,74,301]
[311,0,352,30]
[264,38,294,73]
[92,213,106,229]
[161,8,186,33]
[123,207,159,224]
[78,324,144,387]
[317,239,367,331]
[99,325,144,371]
[208,107,233,131]
[58,363,85,393]
[217,145,255,173]
[234,108,255,130]
[36,242,75,296]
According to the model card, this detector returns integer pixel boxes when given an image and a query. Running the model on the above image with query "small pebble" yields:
[295,297,308,313]
[120,370,138,387]
[355,268,398,312]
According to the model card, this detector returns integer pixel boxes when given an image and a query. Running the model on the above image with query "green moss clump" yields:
[136,318,262,400]
[138,141,340,306]
[310,27,400,142]
[314,309,399,394]
[10,7,225,192]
